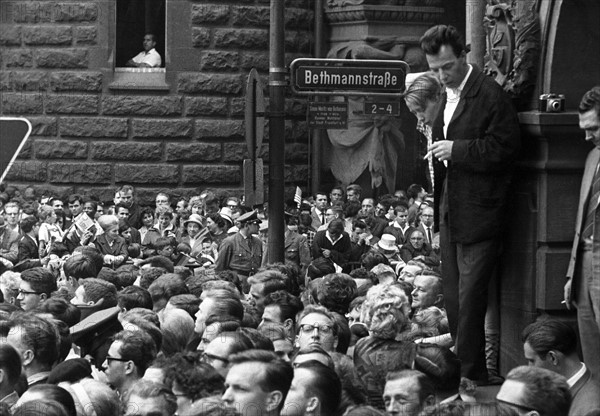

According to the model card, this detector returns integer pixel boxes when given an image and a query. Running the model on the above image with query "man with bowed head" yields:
[420,24,521,383]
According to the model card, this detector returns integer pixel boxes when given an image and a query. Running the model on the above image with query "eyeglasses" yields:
[299,323,333,334]
[18,289,41,296]
[201,352,229,364]
[420,214,433,217]
[106,355,131,363]
[410,237,424,241]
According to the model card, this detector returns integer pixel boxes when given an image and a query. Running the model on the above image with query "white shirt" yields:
[567,362,586,388]
[132,48,162,67]
[443,64,473,138]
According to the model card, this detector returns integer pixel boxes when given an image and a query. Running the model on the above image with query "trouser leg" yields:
[576,250,600,379]
[440,223,459,340]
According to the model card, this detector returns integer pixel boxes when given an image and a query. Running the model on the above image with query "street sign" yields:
[0,117,32,184]
[245,68,265,160]
[307,102,348,129]
[290,58,409,97]
[363,101,400,116]
[243,158,264,207]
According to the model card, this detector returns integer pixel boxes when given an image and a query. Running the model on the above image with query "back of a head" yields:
[63,255,100,281]
[80,278,118,308]
[160,308,195,356]
[521,319,577,356]
[0,343,22,387]
[20,385,77,416]
[36,297,81,327]
[71,247,104,276]
[118,285,153,311]
[501,365,571,416]
[148,273,189,303]
[12,399,70,416]
[67,378,121,416]
[318,273,357,315]
[295,361,342,415]
[139,255,175,273]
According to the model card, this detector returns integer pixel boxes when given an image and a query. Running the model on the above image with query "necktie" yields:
[582,163,600,240]
[321,212,325,224]
[426,227,432,244]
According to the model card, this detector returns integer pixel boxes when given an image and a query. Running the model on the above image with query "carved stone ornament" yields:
[325,1,444,24]
[484,0,540,108]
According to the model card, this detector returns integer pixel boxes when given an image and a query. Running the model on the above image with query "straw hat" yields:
[377,234,399,252]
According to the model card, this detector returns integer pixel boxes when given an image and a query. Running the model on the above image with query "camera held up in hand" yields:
[539,94,565,113]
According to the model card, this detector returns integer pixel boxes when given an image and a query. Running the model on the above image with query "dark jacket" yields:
[94,234,129,267]
[432,66,521,244]
[311,230,351,267]
[215,232,262,276]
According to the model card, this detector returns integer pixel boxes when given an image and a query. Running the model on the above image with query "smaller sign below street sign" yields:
[307,102,348,130]
[364,101,400,116]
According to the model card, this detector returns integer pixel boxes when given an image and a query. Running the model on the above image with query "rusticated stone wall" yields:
[0,0,312,205]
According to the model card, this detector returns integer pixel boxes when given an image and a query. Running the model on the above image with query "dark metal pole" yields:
[267,0,285,263]
[311,0,325,194]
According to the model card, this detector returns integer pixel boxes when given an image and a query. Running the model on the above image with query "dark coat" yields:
[569,368,600,416]
[94,234,129,267]
[432,66,521,244]
[311,230,351,267]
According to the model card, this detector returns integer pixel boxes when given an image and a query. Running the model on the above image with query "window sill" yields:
[109,68,170,91]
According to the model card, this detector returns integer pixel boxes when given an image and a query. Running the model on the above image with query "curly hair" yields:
[316,273,358,315]
[362,284,410,339]
[164,352,224,402]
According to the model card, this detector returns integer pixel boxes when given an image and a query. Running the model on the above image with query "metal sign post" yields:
[244,68,265,207]
[0,117,32,184]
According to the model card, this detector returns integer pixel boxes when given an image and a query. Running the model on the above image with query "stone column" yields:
[466,0,486,68]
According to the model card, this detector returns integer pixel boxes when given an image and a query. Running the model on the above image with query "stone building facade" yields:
[0,0,312,205]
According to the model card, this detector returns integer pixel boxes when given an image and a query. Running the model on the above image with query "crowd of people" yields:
[0,178,596,416]
[1,23,600,416]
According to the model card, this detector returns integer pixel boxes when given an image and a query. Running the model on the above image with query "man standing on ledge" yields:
[126,33,162,68]
[565,86,600,379]
[420,24,521,383]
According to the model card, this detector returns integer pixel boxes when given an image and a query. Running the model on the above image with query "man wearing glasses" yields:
[102,330,157,401]
[295,305,338,353]
[201,331,253,378]
[16,267,56,311]
[417,206,435,245]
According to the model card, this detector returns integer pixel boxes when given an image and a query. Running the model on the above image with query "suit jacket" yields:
[417,223,435,244]
[0,227,19,263]
[311,207,326,231]
[383,225,415,246]
[569,368,600,416]
[432,66,521,244]
[284,229,311,269]
[215,232,262,275]
[566,148,600,302]
[94,234,129,267]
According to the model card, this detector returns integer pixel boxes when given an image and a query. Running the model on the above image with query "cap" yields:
[237,210,261,224]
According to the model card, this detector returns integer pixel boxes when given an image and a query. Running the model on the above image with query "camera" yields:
[539,93,565,113]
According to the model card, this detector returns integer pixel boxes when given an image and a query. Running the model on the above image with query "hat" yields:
[238,210,261,225]
[219,207,234,226]
[47,358,92,384]
[183,213,204,228]
[377,234,399,252]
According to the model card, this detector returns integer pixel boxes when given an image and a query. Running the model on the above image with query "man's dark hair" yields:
[504,366,571,416]
[20,216,38,234]
[386,369,435,405]
[407,184,425,200]
[139,256,174,273]
[327,218,345,234]
[118,285,153,311]
[80,278,118,307]
[71,246,105,276]
[113,330,157,376]
[20,267,57,297]
[148,273,189,304]
[2,314,58,370]
[420,24,466,58]
[63,255,100,281]
[521,319,578,357]
[237,327,274,351]
[317,273,358,315]
[215,270,243,294]
[36,298,81,327]
[263,290,303,324]
[167,294,199,318]
[295,361,342,416]
[0,343,22,386]
[140,266,168,289]
[579,85,600,115]
[163,352,224,402]
[67,193,84,205]
[229,349,293,410]
[344,200,362,218]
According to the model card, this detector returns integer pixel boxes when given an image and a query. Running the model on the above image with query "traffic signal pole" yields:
[267,0,285,263]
